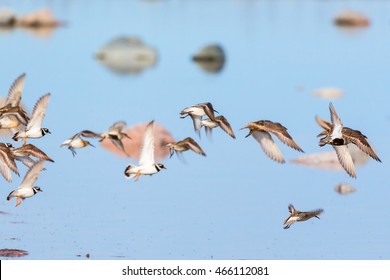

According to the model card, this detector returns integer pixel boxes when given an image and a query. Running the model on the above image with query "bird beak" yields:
[239,126,251,138]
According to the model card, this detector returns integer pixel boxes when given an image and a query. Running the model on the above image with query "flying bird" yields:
[241,120,304,163]
[166,137,206,158]
[180,102,218,136]
[124,120,166,181]
[7,160,45,207]
[13,93,51,145]
[61,132,95,157]
[201,115,236,139]
[283,204,323,229]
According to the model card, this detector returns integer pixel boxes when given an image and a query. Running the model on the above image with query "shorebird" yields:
[124,120,166,181]
[7,160,45,207]
[180,102,218,136]
[0,143,19,182]
[166,137,206,158]
[316,103,381,178]
[0,73,29,131]
[201,115,236,139]
[13,93,51,145]
[80,121,131,155]
[61,132,95,157]
[283,204,323,229]
[11,144,54,168]
[240,120,304,163]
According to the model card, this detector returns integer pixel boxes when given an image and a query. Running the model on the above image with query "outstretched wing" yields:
[6,73,26,106]
[27,93,51,131]
[109,121,126,132]
[251,131,285,163]
[139,121,155,165]
[18,160,45,190]
[333,145,356,178]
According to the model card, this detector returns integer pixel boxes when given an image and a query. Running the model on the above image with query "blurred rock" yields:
[16,9,62,27]
[95,37,157,74]
[192,44,225,73]
[334,182,357,195]
[0,9,16,26]
[312,87,344,100]
[0,9,62,38]
[334,11,370,27]
[290,150,343,171]
[0,248,28,258]
[290,144,370,171]
[100,121,173,160]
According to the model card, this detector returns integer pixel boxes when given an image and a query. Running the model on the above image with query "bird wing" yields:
[18,160,45,190]
[6,73,26,106]
[217,116,236,139]
[343,128,381,162]
[18,144,54,162]
[0,162,12,182]
[329,102,342,126]
[139,121,155,165]
[333,145,356,178]
[265,124,304,152]
[27,93,51,131]
[109,121,126,132]
[315,115,332,131]
[190,115,202,136]
[111,138,127,155]
[201,102,216,121]
[14,156,36,169]
[251,131,285,163]
[184,137,206,156]
[288,204,295,214]
[0,149,19,175]
[80,130,102,139]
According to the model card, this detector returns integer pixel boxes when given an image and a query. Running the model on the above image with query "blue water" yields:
[0,0,389,260]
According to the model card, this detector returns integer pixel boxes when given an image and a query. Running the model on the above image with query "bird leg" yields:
[23,137,27,146]
[15,196,22,207]
[134,171,141,182]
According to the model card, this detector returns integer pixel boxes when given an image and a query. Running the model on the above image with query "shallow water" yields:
[0,0,389,260]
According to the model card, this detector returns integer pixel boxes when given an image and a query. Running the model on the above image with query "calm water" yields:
[0,0,389,260]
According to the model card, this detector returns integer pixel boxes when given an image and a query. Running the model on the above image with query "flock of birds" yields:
[0,73,382,229]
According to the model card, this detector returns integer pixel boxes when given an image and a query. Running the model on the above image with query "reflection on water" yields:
[290,144,370,172]
[312,87,344,100]
[95,37,157,75]
[192,44,225,73]
[0,8,62,38]
[334,182,357,195]
[0,0,389,260]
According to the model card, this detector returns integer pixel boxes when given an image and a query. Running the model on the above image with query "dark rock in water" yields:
[0,9,17,27]
[95,37,157,75]
[334,11,370,27]
[0,249,28,258]
[192,44,225,73]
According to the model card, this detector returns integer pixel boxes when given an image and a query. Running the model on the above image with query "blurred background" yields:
[0,0,389,260]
